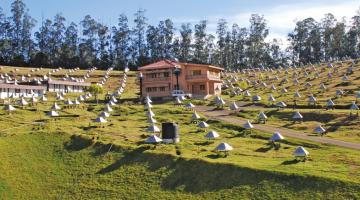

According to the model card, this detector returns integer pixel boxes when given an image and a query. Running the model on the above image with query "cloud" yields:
[172,0,359,48]
[264,1,359,33]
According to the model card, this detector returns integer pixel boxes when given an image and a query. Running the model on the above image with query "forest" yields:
[0,0,360,69]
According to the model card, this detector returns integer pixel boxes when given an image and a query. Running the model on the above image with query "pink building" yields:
[138,60,223,99]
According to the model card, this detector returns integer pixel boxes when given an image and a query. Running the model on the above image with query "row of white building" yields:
[0,66,96,99]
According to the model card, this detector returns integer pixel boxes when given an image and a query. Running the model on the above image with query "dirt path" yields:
[195,106,360,150]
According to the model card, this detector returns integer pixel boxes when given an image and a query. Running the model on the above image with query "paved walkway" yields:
[195,106,360,150]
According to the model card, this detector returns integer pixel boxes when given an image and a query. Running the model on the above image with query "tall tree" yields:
[179,23,192,62]
[50,13,66,65]
[348,8,360,58]
[34,19,52,66]
[321,13,337,60]
[163,19,174,59]
[112,14,130,68]
[204,34,215,64]
[246,14,268,66]
[132,9,147,66]
[10,0,26,58]
[231,25,247,68]
[216,19,228,67]
[292,18,322,64]
[97,23,110,68]
[331,19,346,59]
[20,12,36,62]
[79,15,98,67]
[0,7,12,63]
[193,20,207,63]
[146,25,160,62]
[61,22,78,67]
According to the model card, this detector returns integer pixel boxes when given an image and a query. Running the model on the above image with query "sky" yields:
[1,0,359,46]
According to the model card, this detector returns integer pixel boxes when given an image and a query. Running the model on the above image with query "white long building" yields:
[47,80,91,93]
[0,83,46,99]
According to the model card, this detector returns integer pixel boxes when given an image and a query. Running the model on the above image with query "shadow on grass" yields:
[57,133,360,197]
[64,135,94,151]
[255,145,273,152]
[205,154,221,159]
[281,159,301,165]
[97,146,150,174]
[326,117,356,133]
[194,141,214,146]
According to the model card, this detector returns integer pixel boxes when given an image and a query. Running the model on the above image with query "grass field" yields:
[0,131,359,199]
[220,59,360,144]
[0,64,359,199]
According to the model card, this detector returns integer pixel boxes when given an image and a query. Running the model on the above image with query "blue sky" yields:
[1,0,359,45]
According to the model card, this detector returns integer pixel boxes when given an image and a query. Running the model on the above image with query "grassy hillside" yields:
[0,132,359,199]
[221,60,360,143]
[0,64,359,199]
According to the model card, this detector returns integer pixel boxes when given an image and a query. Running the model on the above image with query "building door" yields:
[209,82,214,94]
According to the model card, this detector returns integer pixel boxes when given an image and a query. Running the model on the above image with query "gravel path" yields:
[195,106,360,150]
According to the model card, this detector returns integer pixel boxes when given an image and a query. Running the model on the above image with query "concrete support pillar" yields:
[206,82,210,95]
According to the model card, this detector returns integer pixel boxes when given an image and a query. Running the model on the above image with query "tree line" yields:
[0,0,360,70]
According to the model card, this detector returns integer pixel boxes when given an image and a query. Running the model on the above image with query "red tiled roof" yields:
[138,60,223,71]
[138,60,179,70]
[0,83,46,90]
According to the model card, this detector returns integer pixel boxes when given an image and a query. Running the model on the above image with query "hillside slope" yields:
[0,132,359,199]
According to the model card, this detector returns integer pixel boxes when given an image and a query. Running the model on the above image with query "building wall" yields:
[140,63,222,98]
[0,88,44,99]
[48,84,85,93]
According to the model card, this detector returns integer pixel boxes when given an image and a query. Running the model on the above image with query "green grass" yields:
[0,65,360,199]
[0,132,359,199]
[220,60,360,143]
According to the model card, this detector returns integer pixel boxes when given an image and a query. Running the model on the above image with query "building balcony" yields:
[185,74,220,81]
[143,77,171,82]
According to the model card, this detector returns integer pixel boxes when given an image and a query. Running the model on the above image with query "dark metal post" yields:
[138,72,143,98]
[174,67,181,90]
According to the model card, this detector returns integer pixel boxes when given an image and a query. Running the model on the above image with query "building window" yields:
[147,73,157,78]
[15,89,20,93]
[192,70,201,76]
[146,87,151,92]
[200,84,205,90]
[163,72,169,77]
[209,71,219,76]
[159,87,166,92]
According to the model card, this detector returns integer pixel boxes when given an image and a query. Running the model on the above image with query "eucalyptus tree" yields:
[79,15,98,67]
[179,23,192,62]
[321,13,336,60]
[50,13,66,65]
[246,14,268,66]
[61,22,78,67]
[204,34,215,64]
[288,18,321,65]
[97,23,111,68]
[112,14,130,67]
[163,19,175,59]
[0,7,12,63]
[10,0,26,57]
[132,9,148,66]
[216,19,228,67]
[193,20,207,63]
[331,19,346,59]
[146,25,160,62]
